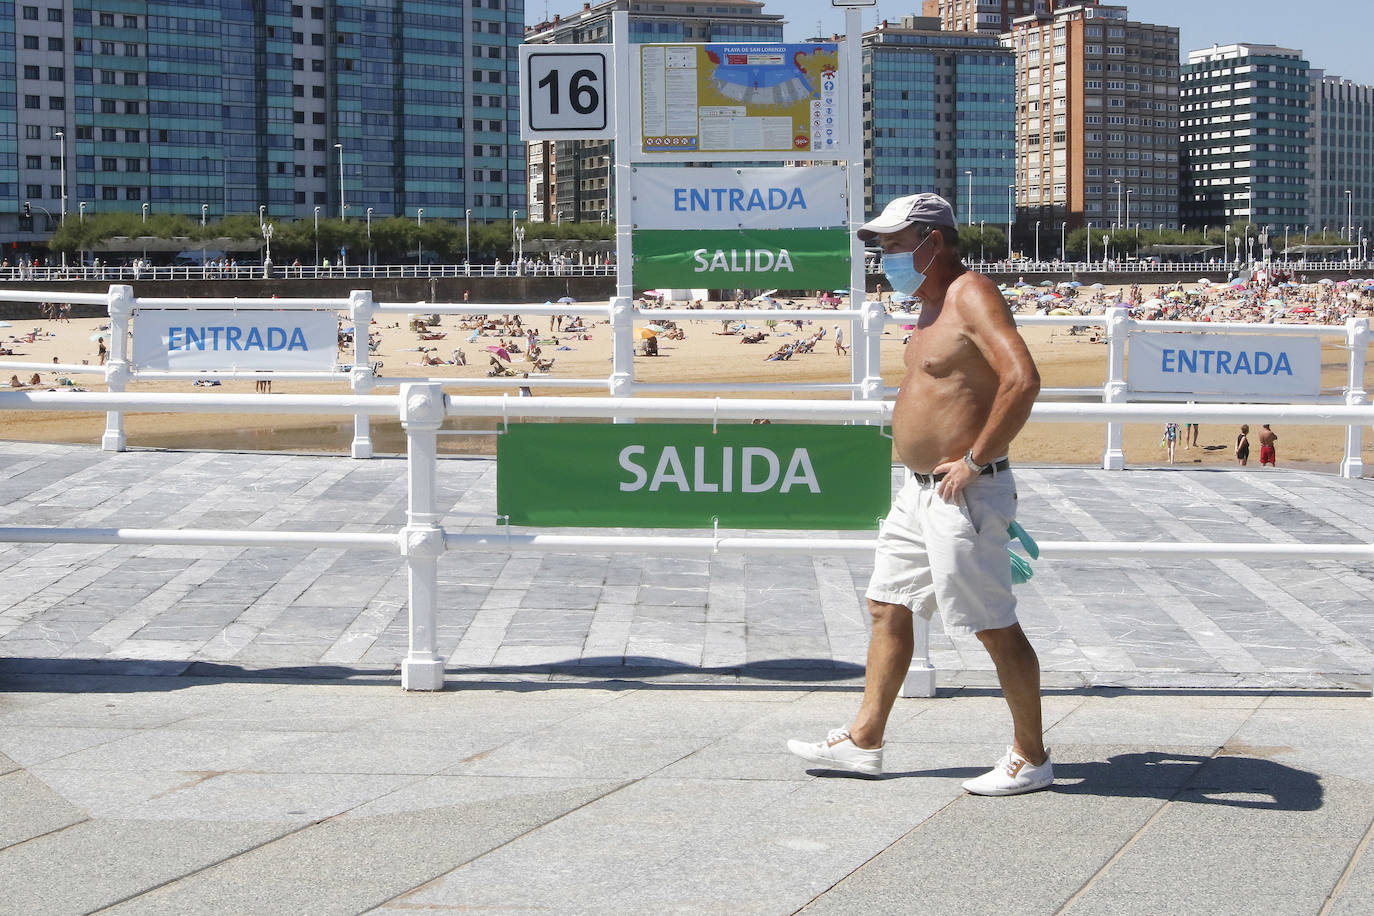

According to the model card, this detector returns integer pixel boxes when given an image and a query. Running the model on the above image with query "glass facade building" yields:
[3,0,527,249]
[1312,74,1373,247]
[524,0,783,224]
[1179,43,1312,232]
[862,16,1014,229]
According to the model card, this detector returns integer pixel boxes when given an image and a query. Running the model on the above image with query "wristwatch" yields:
[963,450,988,474]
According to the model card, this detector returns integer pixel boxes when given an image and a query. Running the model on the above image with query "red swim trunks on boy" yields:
[1260,445,1276,466]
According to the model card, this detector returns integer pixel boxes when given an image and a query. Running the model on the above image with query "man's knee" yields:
[974,622,1032,656]
[867,599,913,632]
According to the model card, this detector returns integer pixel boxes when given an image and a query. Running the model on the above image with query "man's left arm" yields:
[936,279,1041,502]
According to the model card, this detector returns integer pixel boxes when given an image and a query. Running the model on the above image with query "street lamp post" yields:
[1087,223,1092,263]
[964,169,973,226]
[514,226,525,271]
[464,208,471,265]
[979,219,985,262]
[200,204,208,275]
[511,209,521,264]
[141,202,148,262]
[1347,189,1354,241]
[1224,225,1230,266]
[314,205,320,266]
[1114,178,1122,229]
[335,143,345,221]
[1034,220,1040,262]
[54,130,66,266]
[1060,222,1066,261]
[1007,184,1014,261]
[416,208,424,268]
[1125,189,1133,236]
[366,207,373,268]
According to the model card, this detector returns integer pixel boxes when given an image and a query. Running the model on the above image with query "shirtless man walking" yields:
[788,193,1051,795]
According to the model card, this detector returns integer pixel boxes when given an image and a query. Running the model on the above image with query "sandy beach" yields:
[1,281,1370,472]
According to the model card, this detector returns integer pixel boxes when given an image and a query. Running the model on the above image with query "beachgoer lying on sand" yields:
[533,358,555,371]
[740,332,767,344]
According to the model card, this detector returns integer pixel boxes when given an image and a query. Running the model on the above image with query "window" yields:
[312,59,324,72]
[48,67,63,82]
[23,95,40,110]
[101,71,116,85]
[24,125,41,139]
[48,37,63,52]
[76,126,93,140]
[124,129,139,142]
[47,7,62,21]
[125,187,141,200]
[124,72,139,86]
[311,86,324,98]
[100,100,116,113]
[102,187,119,201]
[101,128,116,142]
[25,155,41,169]
[311,112,324,124]
[293,84,304,97]
[21,5,36,20]
[312,139,324,150]
[23,36,39,50]
[25,183,42,198]
[48,156,60,170]
[100,157,118,171]
[312,165,325,177]
[293,111,304,123]
[124,44,139,57]
[23,66,39,80]
[313,191,325,203]
[99,12,114,26]
[295,191,305,203]
[124,101,140,114]
[311,33,323,46]
[100,41,115,54]
[294,138,305,150]
[123,14,137,28]
[125,159,141,172]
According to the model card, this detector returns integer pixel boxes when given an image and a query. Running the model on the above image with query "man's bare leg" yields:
[975,623,1046,764]
[848,599,914,750]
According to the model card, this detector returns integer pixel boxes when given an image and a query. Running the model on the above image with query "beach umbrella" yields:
[830,289,849,296]
[1069,281,1083,288]
[1057,281,1073,288]
[485,345,511,361]
[1265,299,1285,307]
[1143,298,1166,308]
[558,296,577,303]
[1318,278,1335,285]
[1048,307,1073,316]
[1109,301,1131,308]
[646,324,668,332]
[1038,280,1054,287]
[1037,294,1059,302]
[0,321,11,328]
[636,328,657,339]
[1196,278,1211,286]
[1166,291,1186,299]
[1090,283,1105,289]
[1347,292,1362,301]
[1290,306,1315,314]
[1015,279,1029,287]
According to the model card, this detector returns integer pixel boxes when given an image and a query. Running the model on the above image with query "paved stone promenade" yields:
[1,442,1372,913]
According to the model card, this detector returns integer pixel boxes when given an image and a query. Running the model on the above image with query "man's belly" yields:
[891,377,990,473]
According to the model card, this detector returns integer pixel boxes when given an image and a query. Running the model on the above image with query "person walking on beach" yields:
[787,192,1050,795]
[1236,424,1251,466]
[1258,424,1278,466]
[1162,421,1179,464]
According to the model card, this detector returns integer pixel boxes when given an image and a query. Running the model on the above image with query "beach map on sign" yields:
[640,43,841,156]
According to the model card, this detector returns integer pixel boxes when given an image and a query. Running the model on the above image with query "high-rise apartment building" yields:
[1312,74,1373,247]
[921,1,1097,35]
[1007,3,1179,240]
[862,16,1014,229]
[524,0,783,224]
[3,1,526,250]
[1179,44,1312,233]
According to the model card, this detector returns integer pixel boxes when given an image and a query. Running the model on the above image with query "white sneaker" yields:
[786,727,883,776]
[962,746,1054,796]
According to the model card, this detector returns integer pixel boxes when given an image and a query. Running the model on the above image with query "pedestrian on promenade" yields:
[1236,424,1251,466]
[1162,421,1179,464]
[788,192,1051,795]
[1258,424,1278,466]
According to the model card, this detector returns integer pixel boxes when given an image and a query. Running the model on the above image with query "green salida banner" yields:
[497,423,892,530]
[632,228,851,290]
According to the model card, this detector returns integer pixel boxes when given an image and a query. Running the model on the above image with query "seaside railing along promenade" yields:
[2,257,1371,283]
[0,385,1371,694]
[1,285,1367,477]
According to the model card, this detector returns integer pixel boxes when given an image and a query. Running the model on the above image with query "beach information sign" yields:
[1127,333,1322,398]
[132,309,339,372]
[637,43,844,158]
[497,423,891,530]
[630,165,850,289]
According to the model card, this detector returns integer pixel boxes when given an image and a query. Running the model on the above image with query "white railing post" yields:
[101,284,133,452]
[1102,308,1131,470]
[349,289,376,459]
[398,382,447,690]
[1341,317,1369,479]
[858,297,885,410]
[609,296,635,422]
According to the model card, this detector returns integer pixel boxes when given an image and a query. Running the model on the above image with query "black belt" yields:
[912,458,1010,486]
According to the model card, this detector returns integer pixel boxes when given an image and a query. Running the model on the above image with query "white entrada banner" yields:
[1127,332,1322,398]
[132,310,338,372]
[629,165,848,230]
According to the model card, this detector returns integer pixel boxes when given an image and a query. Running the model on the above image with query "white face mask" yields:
[880,232,936,297]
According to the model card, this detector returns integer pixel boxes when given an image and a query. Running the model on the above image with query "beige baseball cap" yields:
[857,193,957,241]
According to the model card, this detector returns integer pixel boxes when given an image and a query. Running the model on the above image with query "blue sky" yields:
[760,0,1370,81]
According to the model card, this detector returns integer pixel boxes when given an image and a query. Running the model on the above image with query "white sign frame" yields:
[519,45,615,140]
[1127,332,1323,399]
[132,309,340,372]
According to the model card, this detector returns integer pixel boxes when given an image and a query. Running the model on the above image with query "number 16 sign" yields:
[519,46,615,140]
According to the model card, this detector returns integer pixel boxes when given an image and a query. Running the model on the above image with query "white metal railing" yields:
[0,387,1371,695]
[5,259,1370,284]
[0,285,1369,475]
